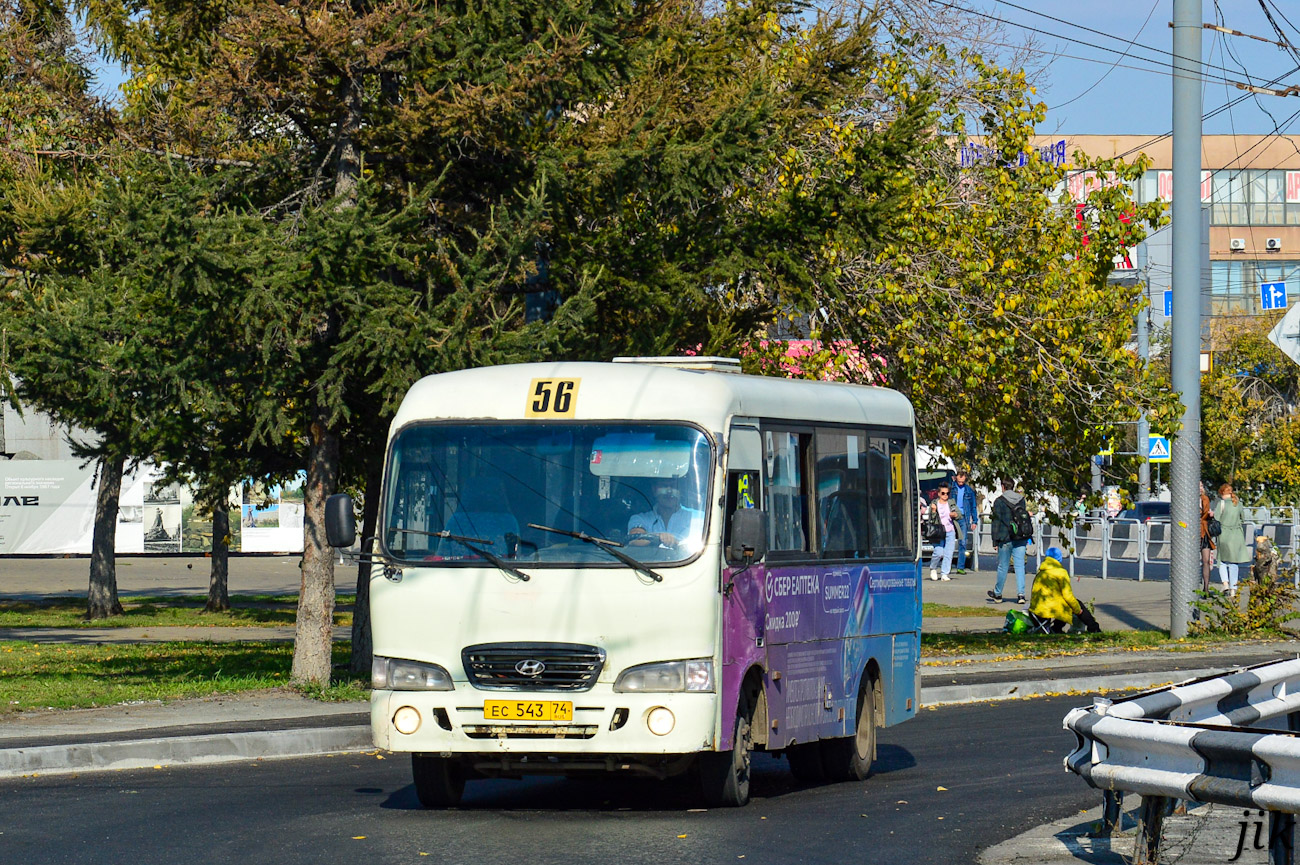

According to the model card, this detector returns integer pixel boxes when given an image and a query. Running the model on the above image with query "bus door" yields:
[758,425,850,746]
[720,421,764,745]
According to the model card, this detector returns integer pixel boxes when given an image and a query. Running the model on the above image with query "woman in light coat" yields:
[1213,483,1249,597]
[927,483,963,582]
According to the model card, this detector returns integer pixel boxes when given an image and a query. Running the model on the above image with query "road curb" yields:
[0,724,373,778]
[922,668,1223,707]
[0,666,1234,778]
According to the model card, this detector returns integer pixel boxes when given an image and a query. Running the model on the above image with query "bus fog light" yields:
[393,706,422,735]
[647,707,675,736]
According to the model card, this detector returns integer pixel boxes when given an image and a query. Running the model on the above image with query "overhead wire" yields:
[1263,1,1300,45]
[1052,0,1160,111]
[924,0,1282,90]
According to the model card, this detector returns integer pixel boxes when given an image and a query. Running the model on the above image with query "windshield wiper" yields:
[387,527,533,582]
[527,523,664,583]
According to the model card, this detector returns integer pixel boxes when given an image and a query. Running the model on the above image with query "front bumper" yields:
[372,687,718,765]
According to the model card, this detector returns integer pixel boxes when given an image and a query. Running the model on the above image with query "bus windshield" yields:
[382,423,712,567]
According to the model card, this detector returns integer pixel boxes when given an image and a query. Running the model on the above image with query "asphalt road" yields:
[0,697,1098,865]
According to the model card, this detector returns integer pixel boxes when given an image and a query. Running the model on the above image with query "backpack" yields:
[1008,499,1034,543]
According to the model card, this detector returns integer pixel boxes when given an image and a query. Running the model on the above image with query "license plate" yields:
[483,700,574,722]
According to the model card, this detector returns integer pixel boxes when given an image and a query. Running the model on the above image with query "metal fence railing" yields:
[968,510,1300,583]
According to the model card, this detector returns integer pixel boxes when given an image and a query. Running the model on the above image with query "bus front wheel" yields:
[412,754,465,808]
[699,705,753,807]
[821,678,876,782]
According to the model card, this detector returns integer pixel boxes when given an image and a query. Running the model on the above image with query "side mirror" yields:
[325,493,357,548]
[728,509,767,564]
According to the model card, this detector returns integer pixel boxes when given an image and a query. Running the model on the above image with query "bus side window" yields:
[866,436,913,556]
[815,429,869,560]
[764,430,809,553]
[723,470,759,527]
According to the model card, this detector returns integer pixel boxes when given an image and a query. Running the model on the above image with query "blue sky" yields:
[92,2,1300,136]
[1013,0,1300,134]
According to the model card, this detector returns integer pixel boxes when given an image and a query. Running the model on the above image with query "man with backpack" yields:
[988,477,1033,605]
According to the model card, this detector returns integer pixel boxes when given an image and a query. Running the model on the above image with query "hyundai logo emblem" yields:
[515,659,546,677]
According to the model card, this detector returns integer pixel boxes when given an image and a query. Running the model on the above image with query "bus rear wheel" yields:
[821,678,876,783]
[412,754,465,808]
[699,705,753,807]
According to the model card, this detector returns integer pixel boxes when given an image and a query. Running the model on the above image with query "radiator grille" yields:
[462,642,605,691]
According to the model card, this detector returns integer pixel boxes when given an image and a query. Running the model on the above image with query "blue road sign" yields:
[1163,289,1173,317]
[1262,281,1288,311]
[1147,435,1171,464]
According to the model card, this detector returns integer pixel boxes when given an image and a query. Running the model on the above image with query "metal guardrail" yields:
[1064,659,1300,864]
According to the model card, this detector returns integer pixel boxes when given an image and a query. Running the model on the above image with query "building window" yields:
[1204,169,1292,226]
[1211,259,1300,314]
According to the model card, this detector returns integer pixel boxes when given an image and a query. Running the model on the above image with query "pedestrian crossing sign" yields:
[1147,435,1171,463]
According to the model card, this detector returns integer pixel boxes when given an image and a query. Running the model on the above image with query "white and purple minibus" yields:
[326,357,921,807]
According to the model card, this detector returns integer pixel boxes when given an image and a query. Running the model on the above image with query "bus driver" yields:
[628,478,704,551]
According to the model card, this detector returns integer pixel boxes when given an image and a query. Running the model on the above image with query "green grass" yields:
[0,640,367,713]
[0,595,354,629]
[920,629,1279,660]
[922,602,1003,618]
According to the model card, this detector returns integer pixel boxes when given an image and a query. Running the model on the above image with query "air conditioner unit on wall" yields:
[1267,237,1283,251]
[1230,238,1247,251]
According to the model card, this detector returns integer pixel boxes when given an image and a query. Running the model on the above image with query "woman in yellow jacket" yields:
[1029,547,1100,633]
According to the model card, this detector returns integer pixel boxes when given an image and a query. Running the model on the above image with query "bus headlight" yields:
[614,659,714,693]
[372,656,454,691]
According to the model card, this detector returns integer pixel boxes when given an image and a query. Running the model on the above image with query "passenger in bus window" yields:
[628,478,703,550]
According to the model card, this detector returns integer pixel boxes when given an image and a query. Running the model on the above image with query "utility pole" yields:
[1137,275,1151,503]
[1170,0,1202,639]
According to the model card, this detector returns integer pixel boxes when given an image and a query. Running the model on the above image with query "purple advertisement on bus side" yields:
[719,560,920,749]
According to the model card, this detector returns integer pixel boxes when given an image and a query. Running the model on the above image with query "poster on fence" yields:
[0,461,97,553]
[0,460,301,554]
[239,473,306,553]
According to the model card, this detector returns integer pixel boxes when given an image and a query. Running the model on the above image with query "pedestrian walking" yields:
[1200,481,1216,594]
[988,477,1032,605]
[951,469,978,574]
[927,481,962,581]
[1213,483,1249,598]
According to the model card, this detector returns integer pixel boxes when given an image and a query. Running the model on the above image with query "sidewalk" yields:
[981,799,1271,865]
[922,565,1174,633]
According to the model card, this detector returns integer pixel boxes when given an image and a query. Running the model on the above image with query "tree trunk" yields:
[291,67,359,685]
[334,74,363,205]
[349,457,381,675]
[291,396,341,685]
[206,489,230,613]
[86,453,125,620]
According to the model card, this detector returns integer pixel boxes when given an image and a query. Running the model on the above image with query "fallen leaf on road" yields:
[936,786,947,791]
[352,836,366,840]
[678,834,687,839]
